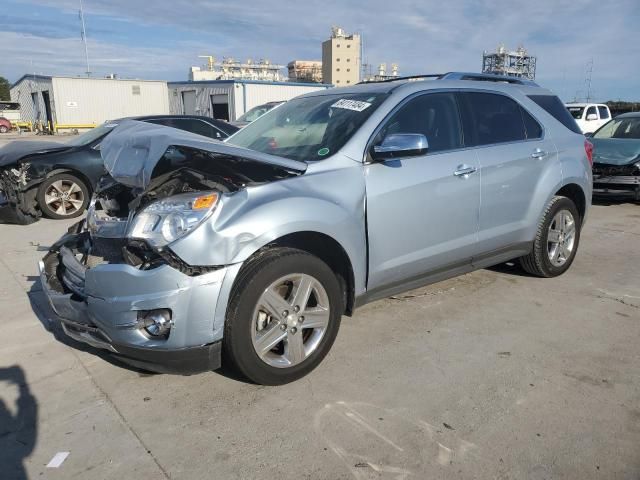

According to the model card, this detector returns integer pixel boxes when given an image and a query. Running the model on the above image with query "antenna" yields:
[79,0,91,76]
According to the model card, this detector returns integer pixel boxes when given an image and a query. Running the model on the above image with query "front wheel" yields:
[37,173,90,219]
[520,196,581,277]
[223,248,343,385]
[0,125,8,134]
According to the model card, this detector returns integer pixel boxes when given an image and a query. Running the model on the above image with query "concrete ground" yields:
[0,134,639,479]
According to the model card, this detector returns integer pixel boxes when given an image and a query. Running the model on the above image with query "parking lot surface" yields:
[0,135,638,478]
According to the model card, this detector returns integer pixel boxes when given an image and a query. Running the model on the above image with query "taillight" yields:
[584,139,594,167]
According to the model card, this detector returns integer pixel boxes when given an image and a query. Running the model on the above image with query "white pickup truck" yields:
[565,102,612,134]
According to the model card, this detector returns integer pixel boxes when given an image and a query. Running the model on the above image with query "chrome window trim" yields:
[362,88,548,164]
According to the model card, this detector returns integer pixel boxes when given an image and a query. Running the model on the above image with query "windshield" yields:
[237,104,277,123]
[593,117,640,140]
[567,106,584,119]
[66,122,118,146]
[228,93,389,161]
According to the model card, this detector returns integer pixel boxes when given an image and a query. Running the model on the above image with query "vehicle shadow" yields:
[485,260,534,277]
[592,195,638,206]
[27,278,152,376]
[0,365,37,480]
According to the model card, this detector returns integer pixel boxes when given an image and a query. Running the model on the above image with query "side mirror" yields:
[586,113,598,121]
[372,133,429,161]
[584,132,593,138]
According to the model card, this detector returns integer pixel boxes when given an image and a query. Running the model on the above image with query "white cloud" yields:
[2,0,639,100]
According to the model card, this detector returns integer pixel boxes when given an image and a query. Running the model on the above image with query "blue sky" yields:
[1,0,638,101]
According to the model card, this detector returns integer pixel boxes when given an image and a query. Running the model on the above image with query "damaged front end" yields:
[0,162,40,224]
[592,162,640,200]
[39,120,306,373]
[0,140,74,224]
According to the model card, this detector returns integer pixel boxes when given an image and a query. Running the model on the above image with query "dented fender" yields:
[169,162,369,296]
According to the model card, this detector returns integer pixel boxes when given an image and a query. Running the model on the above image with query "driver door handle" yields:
[453,165,477,177]
[531,148,548,159]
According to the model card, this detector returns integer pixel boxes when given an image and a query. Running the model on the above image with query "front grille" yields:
[593,164,639,176]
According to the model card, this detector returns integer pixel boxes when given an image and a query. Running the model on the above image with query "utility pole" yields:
[79,0,91,76]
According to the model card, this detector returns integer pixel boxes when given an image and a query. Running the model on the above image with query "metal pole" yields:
[79,0,91,76]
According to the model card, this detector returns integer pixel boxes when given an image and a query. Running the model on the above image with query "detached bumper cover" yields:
[39,232,227,374]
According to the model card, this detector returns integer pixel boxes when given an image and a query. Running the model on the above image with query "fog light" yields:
[138,309,172,338]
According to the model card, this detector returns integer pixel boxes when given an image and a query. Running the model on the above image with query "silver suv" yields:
[40,73,592,385]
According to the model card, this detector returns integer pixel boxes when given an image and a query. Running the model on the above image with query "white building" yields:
[190,57,286,82]
[168,80,332,121]
[10,75,170,130]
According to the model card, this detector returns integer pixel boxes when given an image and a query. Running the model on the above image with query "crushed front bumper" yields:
[593,175,640,199]
[39,231,227,374]
[0,187,38,224]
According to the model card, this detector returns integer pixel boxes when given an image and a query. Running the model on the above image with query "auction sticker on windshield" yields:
[331,99,372,112]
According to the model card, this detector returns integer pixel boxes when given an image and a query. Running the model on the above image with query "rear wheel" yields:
[0,125,9,134]
[520,196,581,277]
[37,173,89,219]
[224,248,343,385]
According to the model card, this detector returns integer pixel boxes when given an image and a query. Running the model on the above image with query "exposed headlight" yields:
[127,191,219,247]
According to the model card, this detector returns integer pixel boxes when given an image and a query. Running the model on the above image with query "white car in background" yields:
[565,102,612,134]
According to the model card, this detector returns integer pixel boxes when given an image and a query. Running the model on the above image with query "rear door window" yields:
[598,106,610,120]
[148,118,223,139]
[458,92,526,147]
[171,118,220,139]
[528,95,582,134]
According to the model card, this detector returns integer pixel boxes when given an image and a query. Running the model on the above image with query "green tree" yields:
[0,76,10,101]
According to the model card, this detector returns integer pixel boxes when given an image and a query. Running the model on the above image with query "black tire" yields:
[519,196,581,277]
[223,247,343,385]
[37,173,90,219]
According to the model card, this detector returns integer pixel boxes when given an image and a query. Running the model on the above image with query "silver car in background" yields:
[39,72,592,385]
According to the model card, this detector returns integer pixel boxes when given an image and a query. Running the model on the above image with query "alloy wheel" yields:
[44,179,85,216]
[547,209,576,267]
[251,273,330,368]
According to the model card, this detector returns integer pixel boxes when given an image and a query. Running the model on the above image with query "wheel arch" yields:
[43,167,94,195]
[555,183,587,221]
[239,231,356,317]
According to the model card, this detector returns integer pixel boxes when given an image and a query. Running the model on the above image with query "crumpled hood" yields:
[592,138,640,166]
[0,140,72,167]
[100,120,307,189]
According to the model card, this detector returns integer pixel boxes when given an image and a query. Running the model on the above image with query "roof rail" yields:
[357,72,540,87]
[357,74,444,85]
[440,72,539,87]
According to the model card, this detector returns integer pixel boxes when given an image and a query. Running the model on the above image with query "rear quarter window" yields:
[521,107,543,139]
[597,106,610,120]
[529,95,582,134]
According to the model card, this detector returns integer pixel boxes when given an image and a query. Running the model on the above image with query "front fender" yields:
[169,167,368,294]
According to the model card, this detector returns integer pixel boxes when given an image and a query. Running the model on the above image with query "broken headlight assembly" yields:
[127,191,219,247]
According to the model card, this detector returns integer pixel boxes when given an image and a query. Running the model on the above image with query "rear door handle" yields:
[453,165,477,177]
[531,148,547,159]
